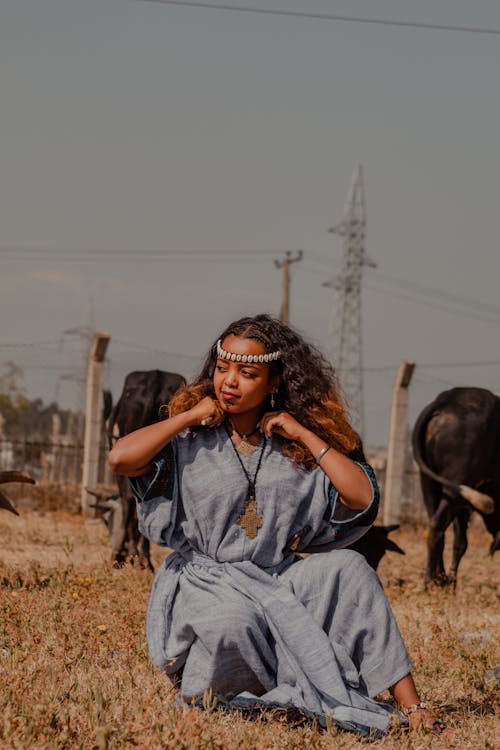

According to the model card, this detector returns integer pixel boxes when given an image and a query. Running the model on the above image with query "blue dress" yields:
[130,425,411,736]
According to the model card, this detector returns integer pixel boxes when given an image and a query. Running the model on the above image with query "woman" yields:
[109,314,434,736]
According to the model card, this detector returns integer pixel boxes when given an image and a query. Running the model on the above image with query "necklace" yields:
[225,425,267,539]
[228,419,261,457]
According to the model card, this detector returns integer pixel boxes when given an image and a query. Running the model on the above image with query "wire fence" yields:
[0,436,111,488]
[368,452,427,525]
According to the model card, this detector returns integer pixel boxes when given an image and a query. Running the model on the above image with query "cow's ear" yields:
[385,538,405,555]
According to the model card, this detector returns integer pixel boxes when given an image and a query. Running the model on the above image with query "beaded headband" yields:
[216,339,281,364]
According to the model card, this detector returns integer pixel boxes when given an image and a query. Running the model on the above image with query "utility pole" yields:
[274,250,303,323]
[323,165,375,437]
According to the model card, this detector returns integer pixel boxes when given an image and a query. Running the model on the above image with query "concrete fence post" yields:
[50,413,61,483]
[0,413,5,469]
[81,332,110,516]
[383,360,415,526]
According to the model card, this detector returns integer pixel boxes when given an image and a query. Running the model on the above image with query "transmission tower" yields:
[323,165,376,437]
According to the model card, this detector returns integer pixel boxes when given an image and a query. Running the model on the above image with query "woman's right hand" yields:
[186,396,224,428]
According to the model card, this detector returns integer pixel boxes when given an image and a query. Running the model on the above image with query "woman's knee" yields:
[209,599,265,647]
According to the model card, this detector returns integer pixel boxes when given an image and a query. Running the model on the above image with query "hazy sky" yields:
[1,0,500,445]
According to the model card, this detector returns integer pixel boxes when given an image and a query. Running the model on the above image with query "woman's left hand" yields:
[260,411,307,443]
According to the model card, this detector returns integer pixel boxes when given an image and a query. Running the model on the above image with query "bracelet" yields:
[315,445,331,465]
[402,702,429,716]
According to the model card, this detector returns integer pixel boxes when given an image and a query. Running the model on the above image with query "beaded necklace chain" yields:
[228,419,261,456]
[225,424,267,539]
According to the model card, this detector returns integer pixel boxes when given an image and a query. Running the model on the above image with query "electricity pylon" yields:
[323,165,376,438]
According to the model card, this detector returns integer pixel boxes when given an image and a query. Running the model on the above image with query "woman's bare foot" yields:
[405,703,445,733]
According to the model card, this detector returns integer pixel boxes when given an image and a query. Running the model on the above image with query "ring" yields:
[201,417,212,426]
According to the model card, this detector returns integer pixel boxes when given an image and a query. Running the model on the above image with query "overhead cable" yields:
[363,282,500,325]
[136,0,500,36]
[0,247,279,261]
[365,268,500,318]
[300,260,500,325]
[309,252,500,319]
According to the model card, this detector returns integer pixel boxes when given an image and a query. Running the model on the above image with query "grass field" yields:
[0,504,498,749]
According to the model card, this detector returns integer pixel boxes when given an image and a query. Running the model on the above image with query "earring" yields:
[270,393,275,409]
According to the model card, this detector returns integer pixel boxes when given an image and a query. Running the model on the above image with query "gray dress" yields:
[130,425,411,736]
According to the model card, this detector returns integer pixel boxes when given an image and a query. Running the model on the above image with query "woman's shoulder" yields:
[175,423,228,454]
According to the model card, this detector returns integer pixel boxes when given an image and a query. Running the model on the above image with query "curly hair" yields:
[168,314,360,469]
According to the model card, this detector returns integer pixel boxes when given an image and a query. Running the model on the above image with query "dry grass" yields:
[0,507,498,750]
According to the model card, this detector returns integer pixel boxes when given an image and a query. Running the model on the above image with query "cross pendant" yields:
[237,496,264,539]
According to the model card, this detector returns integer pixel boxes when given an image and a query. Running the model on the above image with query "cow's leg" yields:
[426,497,454,587]
[109,476,132,565]
[120,495,154,570]
[420,473,449,586]
[124,497,139,559]
[137,533,153,571]
[108,496,128,566]
[448,510,469,586]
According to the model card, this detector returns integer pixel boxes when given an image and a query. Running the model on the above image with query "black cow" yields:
[412,387,500,587]
[105,369,185,569]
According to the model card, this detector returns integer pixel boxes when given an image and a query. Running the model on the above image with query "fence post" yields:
[81,332,110,516]
[383,360,415,526]
[0,413,4,468]
[49,413,61,483]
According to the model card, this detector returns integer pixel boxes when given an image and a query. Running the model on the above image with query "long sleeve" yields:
[129,443,185,549]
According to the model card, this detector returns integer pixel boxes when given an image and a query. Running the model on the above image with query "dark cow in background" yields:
[101,369,185,569]
[412,387,500,587]
[0,471,35,515]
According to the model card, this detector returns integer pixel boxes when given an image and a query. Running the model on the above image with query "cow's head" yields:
[349,524,405,570]
[86,487,122,537]
[0,471,35,515]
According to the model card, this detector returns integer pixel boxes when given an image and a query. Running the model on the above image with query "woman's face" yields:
[213,335,278,418]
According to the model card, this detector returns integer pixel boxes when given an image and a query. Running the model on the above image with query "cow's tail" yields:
[412,399,495,515]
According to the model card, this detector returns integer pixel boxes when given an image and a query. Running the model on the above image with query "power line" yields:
[0,247,279,262]
[306,253,500,323]
[309,253,500,320]
[0,247,277,255]
[112,339,201,361]
[301,258,500,325]
[0,340,64,349]
[363,282,500,325]
[361,360,500,373]
[413,372,460,389]
[136,1,500,36]
[366,268,500,319]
